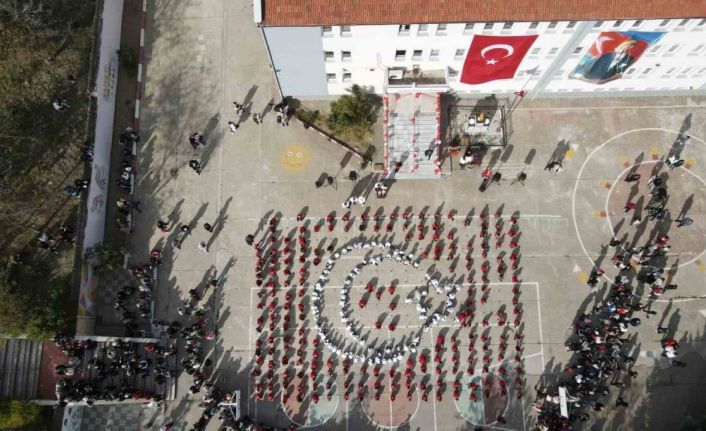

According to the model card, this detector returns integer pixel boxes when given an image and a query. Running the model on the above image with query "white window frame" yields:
[659,19,671,27]
[429,49,440,61]
[341,51,351,62]
[322,26,333,37]
[340,25,351,36]
[412,49,423,60]
[503,22,513,30]
[548,47,559,55]
[326,73,336,82]
[454,48,465,60]
[342,72,352,82]
[395,50,406,61]
[324,51,334,62]
[418,24,428,35]
[483,22,494,30]
[529,22,539,30]
[436,23,447,35]
[463,23,474,33]
[398,24,411,35]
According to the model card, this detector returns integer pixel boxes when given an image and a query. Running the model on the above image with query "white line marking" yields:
[134,99,140,120]
[247,288,253,417]
[516,105,706,111]
[604,160,706,270]
[535,282,546,368]
[137,64,143,82]
[240,214,562,222]
[429,328,439,431]
[140,29,145,47]
[571,127,706,303]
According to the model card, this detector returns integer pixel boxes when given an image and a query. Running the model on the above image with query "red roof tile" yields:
[261,0,706,26]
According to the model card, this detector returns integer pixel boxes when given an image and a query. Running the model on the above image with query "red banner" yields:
[460,35,538,85]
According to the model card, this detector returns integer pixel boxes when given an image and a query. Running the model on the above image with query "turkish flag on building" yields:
[460,34,538,84]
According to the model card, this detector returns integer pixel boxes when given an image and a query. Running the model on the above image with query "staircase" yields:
[0,338,42,399]
[387,113,441,179]
[75,339,177,400]
[383,92,443,180]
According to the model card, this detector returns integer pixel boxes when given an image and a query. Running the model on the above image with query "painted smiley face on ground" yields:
[280,144,310,172]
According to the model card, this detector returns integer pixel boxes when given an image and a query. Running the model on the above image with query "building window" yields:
[324,51,334,61]
[464,23,474,32]
[548,21,558,29]
[436,24,447,34]
[530,47,541,55]
[454,48,465,59]
[626,68,635,75]
[322,26,333,36]
[699,18,706,26]
[633,20,643,27]
[681,67,692,74]
[418,24,428,34]
[343,72,352,82]
[484,22,493,30]
[429,49,440,60]
[642,68,652,75]
[668,44,680,53]
[549,47,559,55]
[614,20,623,27]
[412,49,423,60]
[678,19,689,26]
[448,67,458,80]
[503,22,513,30]
[573,46,583,54]
[659,19,671,27]
[567,21,577,29]
[664,67,676,75]
[593,21,603,28]
[692,44,704,52]
[341,51,351,61]
[326,73,336,82]
[399,24,411,34]
[395,50,406,61]
[698,67,706,74]
[529,22,539,29]
[340,25,351,36]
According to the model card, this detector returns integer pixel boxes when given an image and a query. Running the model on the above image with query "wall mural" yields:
[570,31,666,84]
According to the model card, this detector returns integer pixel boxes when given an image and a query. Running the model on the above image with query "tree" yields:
[0,400,42,429]
[326,84,382,143]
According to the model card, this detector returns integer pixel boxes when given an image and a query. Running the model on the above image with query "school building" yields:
[254,0,706,98]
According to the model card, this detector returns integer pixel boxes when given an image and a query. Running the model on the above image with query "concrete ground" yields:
[131,0,706,429]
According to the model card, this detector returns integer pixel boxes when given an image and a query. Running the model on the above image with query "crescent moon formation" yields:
[480,44,515,59]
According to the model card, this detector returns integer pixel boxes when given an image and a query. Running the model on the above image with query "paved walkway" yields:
[135,0,706,429]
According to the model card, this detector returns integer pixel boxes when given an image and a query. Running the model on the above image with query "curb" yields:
[124,0,148,266]
[133,0,147,133]
[293,116,370,162]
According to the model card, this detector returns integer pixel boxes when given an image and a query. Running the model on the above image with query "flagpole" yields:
[501,66,538,143]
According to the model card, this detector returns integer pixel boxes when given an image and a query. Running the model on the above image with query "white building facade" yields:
[259,17,706,97]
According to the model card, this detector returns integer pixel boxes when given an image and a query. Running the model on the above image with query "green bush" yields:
[326,84,382,143]
[0,400,42,429]
[0,261,73,339]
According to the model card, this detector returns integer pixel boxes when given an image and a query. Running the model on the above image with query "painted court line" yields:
[429,328,439,431]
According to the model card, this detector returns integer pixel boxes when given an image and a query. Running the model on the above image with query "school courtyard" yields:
[129,0,706,429]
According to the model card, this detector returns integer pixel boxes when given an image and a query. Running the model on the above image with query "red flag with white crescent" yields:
[460,35,538,85]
